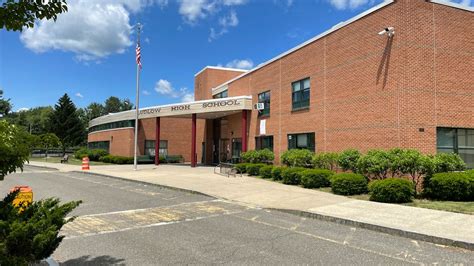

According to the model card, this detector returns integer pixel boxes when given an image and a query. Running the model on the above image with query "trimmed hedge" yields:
[99,155,134,164]
[235,163,249,174]
[259,165,274,179]
[241,149,275,163]
[74,148,108,161]
[368,178,414,203]
[300,169,333,188]
[330,173,368,195]
[272,166,285,181]
[426,172,473,201]
[281,167,306,185]
[246,163,266,176]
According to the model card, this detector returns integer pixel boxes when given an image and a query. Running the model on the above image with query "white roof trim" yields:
[212,0,395,94]
[429,0,474,12]
[194,66,249,77]
[213,85,228,95]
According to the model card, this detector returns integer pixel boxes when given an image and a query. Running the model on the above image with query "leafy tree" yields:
[6,106,53,135]
[86,102,105,120]
[338,149,361,172]
[104,96,133,114]
[49,94,86,153]
[0,120,31,180]
[356,150,392,180]
[39,133,61,157]
[0,191,81,265]
[0,0,68,32]
[0,89,12,117]
[312,152,339,171]
[390,149,434,194]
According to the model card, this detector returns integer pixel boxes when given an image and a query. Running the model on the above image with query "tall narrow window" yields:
[258,91,271,117]
[231,138,242,164]
[287,132,315,152]
[291,78,310,110]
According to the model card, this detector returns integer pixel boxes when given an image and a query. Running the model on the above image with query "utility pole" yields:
[133,23,142,170]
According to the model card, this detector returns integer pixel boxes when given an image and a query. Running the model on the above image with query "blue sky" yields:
[0,0,472,111]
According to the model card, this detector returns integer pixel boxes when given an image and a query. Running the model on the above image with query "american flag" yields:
[136,43,142,69]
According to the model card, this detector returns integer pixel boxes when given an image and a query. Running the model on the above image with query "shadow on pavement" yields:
[60,255,125,265]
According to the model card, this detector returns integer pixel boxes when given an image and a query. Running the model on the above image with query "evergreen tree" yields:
[49,94,85,153]
[0,89,12,117]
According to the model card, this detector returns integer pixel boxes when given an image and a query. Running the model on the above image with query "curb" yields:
[70,171,216,199]
[71,170,473,251]
[25,164,60,171]
[268,208,474,251]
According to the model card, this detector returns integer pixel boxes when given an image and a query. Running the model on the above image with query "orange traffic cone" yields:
[82,157,90,170]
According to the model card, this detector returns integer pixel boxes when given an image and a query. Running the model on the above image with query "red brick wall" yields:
[194,68,245,100]
[216,0,474,163]
[88,128,134,157]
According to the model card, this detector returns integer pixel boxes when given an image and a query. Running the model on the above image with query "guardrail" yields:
[214,163,240,177]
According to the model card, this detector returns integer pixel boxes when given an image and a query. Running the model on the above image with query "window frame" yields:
[144,140,168,156]
[213,90,228,99]
[255,135,274,151]
[437,127,474,169]
[257,90,271,117]
[287,132,315,152]
[291,78,310,111]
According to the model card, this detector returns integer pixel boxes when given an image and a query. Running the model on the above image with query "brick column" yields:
[154,117,160,165]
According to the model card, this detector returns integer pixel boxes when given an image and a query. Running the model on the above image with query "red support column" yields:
[154,117,160,165]
[242,110,248,153]
[191,114,197,167]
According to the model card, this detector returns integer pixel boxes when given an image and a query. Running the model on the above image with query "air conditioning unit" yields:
[254,103,265,110]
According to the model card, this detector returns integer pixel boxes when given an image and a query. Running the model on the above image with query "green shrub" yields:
[389,149,434,194]
[281,149,314,167]
[433,153,466,173]
[74,148,108,161]
[259,165,274,179]
[356,150,392,180]
[235,163,249,174]
[99,155,133,164]
[426,172,472,201]
[272,166,286,181]
[241,149,275,163]
[331,173,368,195]
[300,169,333,188]
[338,149,361,172]
[246,163,266,176]
[312,153,339,171]
[281,167,306,185]
[368,178,414,203]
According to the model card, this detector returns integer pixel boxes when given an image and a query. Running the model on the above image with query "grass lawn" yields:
[29,156,111,166]
[314,188,474,215]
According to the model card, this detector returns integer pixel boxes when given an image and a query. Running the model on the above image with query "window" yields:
[89,120,135,133]
[231,138,242,163]
[257,91,271,117]
[287,132,315,152]
[88,141,110,152]
[437,128,474,169]
[144,140,168,156]
[213,90,228,99]
[291,78,310,110]
[255,136,273,151]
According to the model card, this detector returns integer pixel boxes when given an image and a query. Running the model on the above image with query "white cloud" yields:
[221,59,254,70]
[178,0,217,23]
[154,79,194,102]
[327,0,375,10]
[222,0,247,6]
[143,90,151,95]
[209,10,239,41]
[17,108,29,112]
[19,0,168,62]
[75,92,84,98]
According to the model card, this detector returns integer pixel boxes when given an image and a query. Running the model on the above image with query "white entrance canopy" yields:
[89,96,253,128]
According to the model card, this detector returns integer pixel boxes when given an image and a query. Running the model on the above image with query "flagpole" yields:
[133,23,141,171]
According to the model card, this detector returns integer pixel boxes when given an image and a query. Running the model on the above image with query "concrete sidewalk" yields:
[26,161,474,249]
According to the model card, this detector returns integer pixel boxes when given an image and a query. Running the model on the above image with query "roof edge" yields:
[194,66,249,77]
[429,0,474,12]
[211,0,396,94]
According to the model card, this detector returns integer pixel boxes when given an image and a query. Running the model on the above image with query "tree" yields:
[39,133,61,158]
[0,192,81,265]
[0,89,12,117]
[0,0,68,32]
[6,106,53,135]
[104,96,134,114]
[86,102,105,120]
[0,120,31,181]
[49,94,85,153]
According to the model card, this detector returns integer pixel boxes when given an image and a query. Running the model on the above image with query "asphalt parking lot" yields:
[2,166,473,265]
